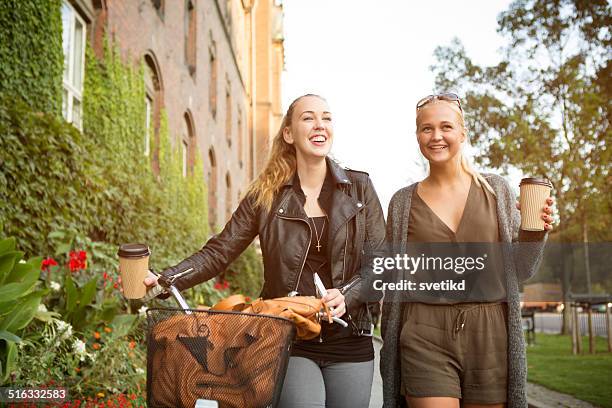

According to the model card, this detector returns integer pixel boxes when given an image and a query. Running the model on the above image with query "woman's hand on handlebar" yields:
[143,271,159,288]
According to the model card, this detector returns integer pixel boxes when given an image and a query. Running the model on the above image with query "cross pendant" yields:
[316,243,322,251]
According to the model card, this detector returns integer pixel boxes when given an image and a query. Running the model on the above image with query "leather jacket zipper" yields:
[166,267,195,286]
[342,226,348,282]
[277,213,312,295]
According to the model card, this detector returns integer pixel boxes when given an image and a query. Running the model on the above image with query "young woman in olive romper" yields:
[381,94,555,408]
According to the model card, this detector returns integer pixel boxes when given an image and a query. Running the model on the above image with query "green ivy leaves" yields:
[0,0,63,116]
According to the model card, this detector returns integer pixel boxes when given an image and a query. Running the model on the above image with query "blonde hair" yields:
[247,94,327,211]
[416,99,496,196]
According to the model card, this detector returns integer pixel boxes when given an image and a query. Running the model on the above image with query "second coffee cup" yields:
[519,178,553,231]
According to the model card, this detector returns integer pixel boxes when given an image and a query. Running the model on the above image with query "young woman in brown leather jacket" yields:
[143,94,386,407]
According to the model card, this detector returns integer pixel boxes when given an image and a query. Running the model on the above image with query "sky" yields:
[281,0,515,211]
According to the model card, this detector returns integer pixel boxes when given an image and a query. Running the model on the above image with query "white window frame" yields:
[61,1,86,130]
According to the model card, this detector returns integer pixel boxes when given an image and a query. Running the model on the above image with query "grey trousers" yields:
[278,356,374,408]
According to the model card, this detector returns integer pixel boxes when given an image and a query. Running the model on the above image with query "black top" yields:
[297,216,332,295]
[290,168,373,363]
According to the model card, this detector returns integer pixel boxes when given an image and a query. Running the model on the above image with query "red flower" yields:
[223,280,229,289]
[41,257,58,272]
[214,281,222,290]
[68,257,80,272]
[68,250,88,272]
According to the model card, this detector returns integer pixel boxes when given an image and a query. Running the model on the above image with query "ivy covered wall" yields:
[0,1,262,300]
[81,42,210,267]
[0,0,210,271]
[0,0,63,115]
[0,41,209,271]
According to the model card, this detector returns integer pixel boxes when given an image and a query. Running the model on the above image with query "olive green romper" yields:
[400,179,508,404]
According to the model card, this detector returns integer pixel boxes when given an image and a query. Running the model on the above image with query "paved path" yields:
[527,382,599,408]
[370,337,383,407]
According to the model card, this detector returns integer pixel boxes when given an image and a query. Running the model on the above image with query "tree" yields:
[431,0,611,332]
[432,0,610,242]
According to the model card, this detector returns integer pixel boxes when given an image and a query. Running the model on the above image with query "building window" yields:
[225,172,232,221]
[144,53,163,172]
[237,107,243,168]
[225,84,232,146]
[181,140,188,177]
[185,0,196,76]
[151,0,164,18]
[144,95,152,156]
[209,41,217,119]
[208,148,218,229]
[182,111,196,176]
[61,1,86,129]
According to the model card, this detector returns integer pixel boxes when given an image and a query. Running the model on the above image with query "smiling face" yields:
[282,95,333,161]
[416,101,466,165]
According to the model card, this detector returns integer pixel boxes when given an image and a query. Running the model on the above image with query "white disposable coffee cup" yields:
[519,178,553,231]
[118,243,151,299]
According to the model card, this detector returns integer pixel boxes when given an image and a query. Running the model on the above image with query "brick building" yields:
[62,0,284,229]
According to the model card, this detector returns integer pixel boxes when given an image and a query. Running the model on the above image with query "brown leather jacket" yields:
[159,158,386,334]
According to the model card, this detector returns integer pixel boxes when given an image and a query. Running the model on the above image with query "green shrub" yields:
[0,99,89,258]
[0,236,45,383]
[225,244,263,298]
[0,0,63,115]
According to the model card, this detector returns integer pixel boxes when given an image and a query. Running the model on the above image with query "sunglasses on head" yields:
[416,93,462,112]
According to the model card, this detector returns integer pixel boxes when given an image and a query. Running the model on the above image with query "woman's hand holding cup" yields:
[118,271,160,295]
[143,271,159,288]
[516,197,555,231]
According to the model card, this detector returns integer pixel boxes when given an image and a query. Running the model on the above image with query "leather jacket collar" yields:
[275,157,364,243]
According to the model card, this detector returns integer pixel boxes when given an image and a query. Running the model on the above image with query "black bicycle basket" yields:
[146,308,295,408]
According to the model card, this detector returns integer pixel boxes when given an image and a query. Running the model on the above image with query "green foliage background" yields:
[0,0,63,116]
[430,0,611,244]
[429,0,611,300]
[0,41,209,272]
[81,42,209,269]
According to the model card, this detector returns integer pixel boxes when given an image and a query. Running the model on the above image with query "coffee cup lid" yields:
[118,243,150,259]
[520,178,553,188]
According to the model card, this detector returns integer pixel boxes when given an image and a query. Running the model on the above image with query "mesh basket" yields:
[146,308,296,408]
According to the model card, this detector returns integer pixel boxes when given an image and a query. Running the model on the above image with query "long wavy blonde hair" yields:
[416,99,496,195]
[247,94,326,211]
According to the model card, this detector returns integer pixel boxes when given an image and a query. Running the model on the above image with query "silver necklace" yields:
[312,217,326,252]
